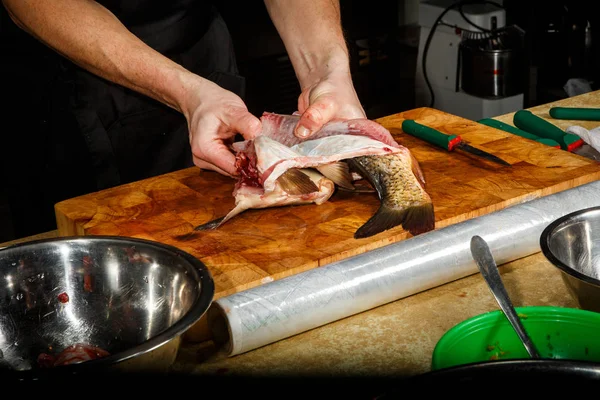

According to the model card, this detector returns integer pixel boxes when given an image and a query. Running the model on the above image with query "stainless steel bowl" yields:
[0,235,214,376]
[540,206,600,313]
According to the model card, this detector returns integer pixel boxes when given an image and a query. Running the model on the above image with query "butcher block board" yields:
[55,107,600,302]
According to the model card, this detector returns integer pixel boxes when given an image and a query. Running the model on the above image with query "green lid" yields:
[431,306,600,370]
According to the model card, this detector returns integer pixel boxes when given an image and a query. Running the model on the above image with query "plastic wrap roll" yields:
[208,181,600,356]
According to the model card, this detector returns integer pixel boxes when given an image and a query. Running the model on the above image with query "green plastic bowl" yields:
[432,306,600,370]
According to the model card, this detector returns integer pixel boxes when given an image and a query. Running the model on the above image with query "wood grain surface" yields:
[54,107,600,303]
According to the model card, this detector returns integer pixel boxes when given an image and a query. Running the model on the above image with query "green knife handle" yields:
[477,118,561,148]
[401,120,460,150]
[513,110,583,151]
[549,107,600,121]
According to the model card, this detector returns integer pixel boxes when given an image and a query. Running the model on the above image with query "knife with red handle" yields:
[513,110,583,152]
[401,120,511,166]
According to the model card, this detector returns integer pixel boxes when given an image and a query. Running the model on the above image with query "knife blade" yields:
[573,144,600,161]
[401,120,511,166]
[549,107,600,121]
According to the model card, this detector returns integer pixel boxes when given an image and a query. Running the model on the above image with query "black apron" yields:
[1,1,245,237]
[66,0,245,189]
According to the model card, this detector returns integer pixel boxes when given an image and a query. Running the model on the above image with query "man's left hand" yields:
[293,70,366,139]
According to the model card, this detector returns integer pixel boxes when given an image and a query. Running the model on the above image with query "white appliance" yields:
[414,0,524,121]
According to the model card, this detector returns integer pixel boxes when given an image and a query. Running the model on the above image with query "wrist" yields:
[296,45,351,89]
[172,71,209,119]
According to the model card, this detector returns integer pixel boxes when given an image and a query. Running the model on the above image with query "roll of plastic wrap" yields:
[208,180,600,356]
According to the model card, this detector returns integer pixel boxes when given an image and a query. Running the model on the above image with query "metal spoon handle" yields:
[470,235,541,359]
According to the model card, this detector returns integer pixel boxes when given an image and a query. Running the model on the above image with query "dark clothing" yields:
[0,1,245,238]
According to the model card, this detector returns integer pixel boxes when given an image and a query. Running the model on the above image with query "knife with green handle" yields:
[513,110,583,151]
[549,107,600,121]
[477,118,561,148]
[401,120,511,166]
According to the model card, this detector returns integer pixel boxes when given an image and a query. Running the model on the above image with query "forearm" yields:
[2,0,200,114]
[263,0,351,89]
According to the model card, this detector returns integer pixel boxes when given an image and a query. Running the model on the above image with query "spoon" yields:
[470,235,541,359]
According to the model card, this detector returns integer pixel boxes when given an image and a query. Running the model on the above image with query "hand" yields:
[183,78,262,177]
[262,0,364,138]
[294,70,366,139]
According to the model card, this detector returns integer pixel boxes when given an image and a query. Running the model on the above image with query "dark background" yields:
[218,0,599,117]
[1,0,598,242]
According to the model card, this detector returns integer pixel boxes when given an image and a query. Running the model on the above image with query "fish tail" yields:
[354,201,435,239]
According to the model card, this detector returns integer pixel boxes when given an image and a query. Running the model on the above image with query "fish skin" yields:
[260,134,399,192]
[259,112,401,148]
[347,153,435,239]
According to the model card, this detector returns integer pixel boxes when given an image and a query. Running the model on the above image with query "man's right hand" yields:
[1,0,262,179]
[181,77,263,177]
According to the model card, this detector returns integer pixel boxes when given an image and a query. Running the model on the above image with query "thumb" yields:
[294,96,337,139]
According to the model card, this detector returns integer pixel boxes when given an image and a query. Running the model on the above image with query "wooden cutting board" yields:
[55,107,600,302]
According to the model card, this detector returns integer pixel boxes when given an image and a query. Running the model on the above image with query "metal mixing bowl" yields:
[540,206,600,313]
[0,235,214,377]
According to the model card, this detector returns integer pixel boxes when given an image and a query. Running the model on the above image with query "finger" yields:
[193,155,235,178]
[228,110,262,140]
[294,95,337,139]
[193,138,238,176]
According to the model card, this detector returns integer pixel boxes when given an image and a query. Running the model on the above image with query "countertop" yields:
[2,91,599,383]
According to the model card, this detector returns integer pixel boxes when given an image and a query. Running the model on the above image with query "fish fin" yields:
[194,201,251,231]
[346,158,385,200]
[276,168,320,195]
[354,202,435,239]
[194,216,226,231]
[337,181,376,193]
[316,162,355,190]
[410,153,427,188]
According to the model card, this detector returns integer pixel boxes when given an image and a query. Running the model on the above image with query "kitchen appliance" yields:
[415,0,525,120]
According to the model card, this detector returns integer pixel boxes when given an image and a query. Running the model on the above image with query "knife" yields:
[401,120,511,166]
[513,110,583,151]
[513,110,600,161]
[549,107,600,121]
[477,118,561,148]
